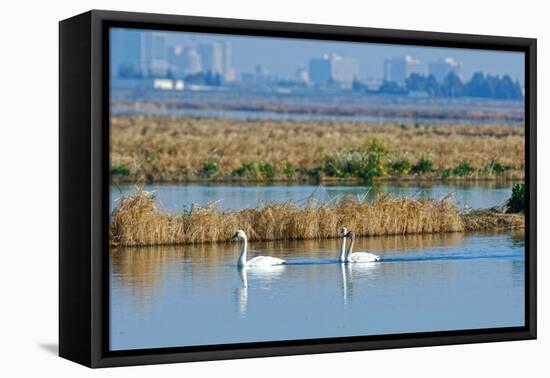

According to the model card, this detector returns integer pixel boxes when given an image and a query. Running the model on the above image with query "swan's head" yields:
[339,227,348,236]
[231,229,247,241]
[345,230,355,239]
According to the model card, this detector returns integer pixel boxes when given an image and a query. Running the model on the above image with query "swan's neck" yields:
[338,235,347,262]
[345,235,355,261]
[237,237,248,266]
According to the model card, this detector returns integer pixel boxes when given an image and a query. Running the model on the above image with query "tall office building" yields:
[383,55,422,84]
[309,56,332,84]
[183,47,203,75]
[221,41,236,81]
[167,46,203,78]
[198,42,224,75]
[142,32,169,77]
[331,54,360,83]
[167,46,185,78]
[296,67,309,84]
[308,54,359,85]
[110,29,144,78]
[428,57,463,82]
[110,29,170,78]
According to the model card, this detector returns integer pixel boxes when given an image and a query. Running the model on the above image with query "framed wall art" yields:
[59,9,536,368]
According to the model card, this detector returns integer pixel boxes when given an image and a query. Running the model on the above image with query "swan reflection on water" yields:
[235,258,380,317]
[236,264,286,317]
[340,261,379,305]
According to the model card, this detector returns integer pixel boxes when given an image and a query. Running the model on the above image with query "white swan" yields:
[338,227,348,262]
[344,231,380,263]
[232,229,286,266]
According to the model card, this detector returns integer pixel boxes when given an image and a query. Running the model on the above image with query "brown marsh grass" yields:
[109,190,523,247]
[110,115,524,183]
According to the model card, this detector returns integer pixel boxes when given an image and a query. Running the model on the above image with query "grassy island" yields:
[110,116,524,184]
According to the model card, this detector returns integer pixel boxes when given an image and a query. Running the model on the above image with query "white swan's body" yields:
[232,230,286,267]
[244,256,286,266]
[347,252,380,263]
[345,231,380,263]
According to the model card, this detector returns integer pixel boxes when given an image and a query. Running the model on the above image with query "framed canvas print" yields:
[59,10,536,368]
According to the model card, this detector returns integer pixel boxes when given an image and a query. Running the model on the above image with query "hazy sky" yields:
[122,28,525,84]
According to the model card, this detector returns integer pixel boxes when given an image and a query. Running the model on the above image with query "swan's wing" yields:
[349,252,380,262]
[246,256,286,266]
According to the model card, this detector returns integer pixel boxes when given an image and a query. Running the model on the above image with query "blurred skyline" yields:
[112,28,525,84]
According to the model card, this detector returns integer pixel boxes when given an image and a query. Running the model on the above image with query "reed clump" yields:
[107,190,524,247]
[461,210,525,231]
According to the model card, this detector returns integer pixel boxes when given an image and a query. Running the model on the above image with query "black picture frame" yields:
[59,9,537,368]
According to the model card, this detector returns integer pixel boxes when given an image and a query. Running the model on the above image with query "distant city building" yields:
[428,57,463,82]
[331,55,359,83]
[196,41,235,80]
[111,30,169,78]
[168,46,203,78]
[241,65,276,85]
[221,41,236,81]
[198,42,224,75]
[383,55,422,84]
[296,67,309,84]
[142,32,169,77]
[111,29,143,78]
[167,46,185,78]
[183,47,203,75]
[309,57,331,84]
[153,78,184,91]
[308,54,359,85]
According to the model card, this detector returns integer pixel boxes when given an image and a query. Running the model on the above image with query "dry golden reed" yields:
[461,210,525,231]
[110,190,523,247]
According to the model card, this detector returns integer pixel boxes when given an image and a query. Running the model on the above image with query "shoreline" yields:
[111,175,525,185]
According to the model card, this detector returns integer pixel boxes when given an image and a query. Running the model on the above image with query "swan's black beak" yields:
[345,231,352,237]
[230,232,239,240]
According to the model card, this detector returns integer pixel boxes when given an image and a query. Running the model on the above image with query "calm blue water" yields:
[110,232,525,350]
[110,182,515,213]
[111,106,525,126]
[110,91,524,126]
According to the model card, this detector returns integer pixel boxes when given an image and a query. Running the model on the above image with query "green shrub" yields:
[507,183,525,213]
[111,165,130,176]
[411,155,434,174]
[199,161,219,178]
[282,161,296,177]
[359,138,389,179]
[452,160,475,176]
[258,161,276,179]
[386,156,412,176]
[232,162,258,179]
[484,160,509,175]
[441,168,453,178]
[323,139,389,180]
[323,149,361,178]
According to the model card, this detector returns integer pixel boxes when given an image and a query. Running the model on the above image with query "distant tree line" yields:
[354,72,524,100]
